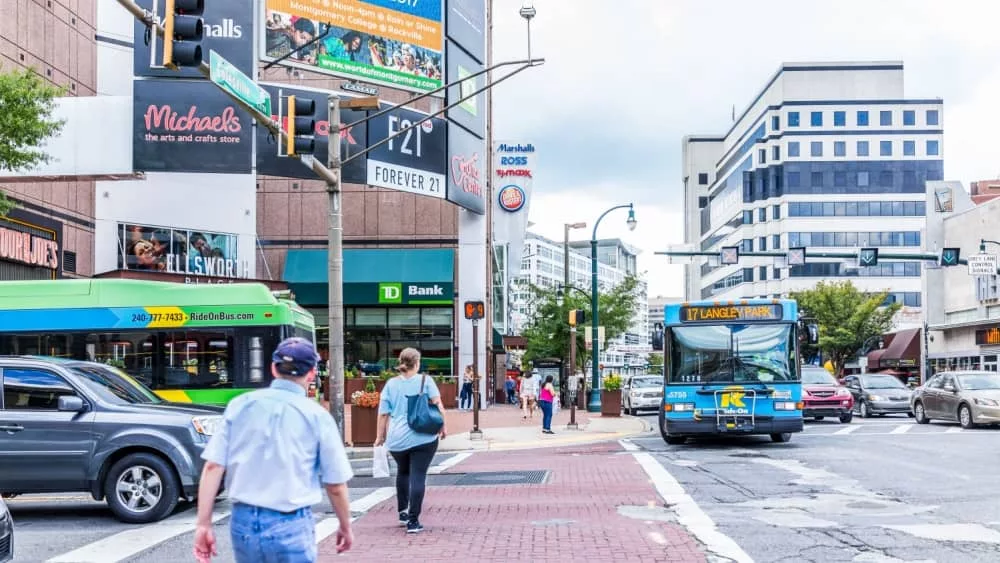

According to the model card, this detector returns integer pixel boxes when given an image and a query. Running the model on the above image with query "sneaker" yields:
[406,520,424,534]
[398,511,409,526]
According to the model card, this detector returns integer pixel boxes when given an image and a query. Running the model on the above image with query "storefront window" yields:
[343,306,454,376]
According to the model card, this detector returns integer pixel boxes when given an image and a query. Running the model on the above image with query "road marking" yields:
[46,506,231,563]
[619,439,640,451]
[833,425,861,435]
[946,427,964,433]
[313,486,396,544]
[883,523,1000,543]
[889,425,912,434]
[428,452,473,474]
[631,451,753,563]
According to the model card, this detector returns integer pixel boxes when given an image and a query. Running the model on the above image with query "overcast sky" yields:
[489,0,1000,299]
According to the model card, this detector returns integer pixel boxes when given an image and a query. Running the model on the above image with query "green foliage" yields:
[791,280,900,376]
[602,374,623,391]
[521,275,643,369]
[647,352,664,374]
[0,191,13,217]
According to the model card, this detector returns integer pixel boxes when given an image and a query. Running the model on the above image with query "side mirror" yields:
[943,384,956,393]
[58,395,85,412]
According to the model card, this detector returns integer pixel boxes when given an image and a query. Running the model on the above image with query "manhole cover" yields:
[453,470,549,486]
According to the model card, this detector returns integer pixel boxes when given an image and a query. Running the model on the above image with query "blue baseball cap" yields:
[272,337,321,377]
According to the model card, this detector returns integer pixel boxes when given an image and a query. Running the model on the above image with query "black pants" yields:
[390,439,438,520]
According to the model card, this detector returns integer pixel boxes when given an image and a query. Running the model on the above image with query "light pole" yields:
[557,283,590,429]
[587,204,636,413]
[563,222,586,394]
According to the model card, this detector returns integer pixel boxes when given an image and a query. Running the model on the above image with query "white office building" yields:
[511,232,649,373]
[682,62,944,312]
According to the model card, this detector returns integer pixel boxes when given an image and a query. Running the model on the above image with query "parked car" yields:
[0,357,224,523]
[801,366,854,423]
[841,373,914,418]
[0,496,11,563]
[912,371,1000,428]
[622,375,664,415]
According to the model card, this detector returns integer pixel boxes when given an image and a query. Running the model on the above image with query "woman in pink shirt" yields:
[538,375,556,434]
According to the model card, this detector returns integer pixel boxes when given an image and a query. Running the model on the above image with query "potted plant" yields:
[601,374,623,417]
[350,380,381,446]
[343,367,366,399]
[435,375,458,409]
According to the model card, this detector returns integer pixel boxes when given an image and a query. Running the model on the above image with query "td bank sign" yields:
[376,283,454,305]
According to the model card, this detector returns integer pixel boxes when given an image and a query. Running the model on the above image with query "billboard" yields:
[262,0,444,94]
[446,0,486,63]
[132,79,253,174]
[367,104,447,199]
[446,41,485,139]
[117,222,248,279]
[133,0,255,78]
[492,141,535,269]
[446,123,485,214]
[255,83,368,183]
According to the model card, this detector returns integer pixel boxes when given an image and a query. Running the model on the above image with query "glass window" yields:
[771,115,780,131]
[880,110,892,126]
[788,112,800,127]
[787,172,800,187]
[858,171,870,187]
[834,141,846,157]
[927,140,940,156]
[355,308,387,326]
[162,331,234,389]
[811,141,823,157]
[743,268,754,282]
[857,141,869,156]
[880,141,893,156]
[788,141,800,157]
[902,201,916,215]
[422,308,453,338]
[880,170,893,187]
[743,210,753,225]
[772,234,781,249]
[903,110,915,126]
[846,202,858,216]
[389,308,421,328]
[857,111,870,126]
[759,208,766,222]
[772,205,781,219]
[759,266,767,280]
[68,364,162,405]
[833,111,846,126]
[903,140,915,156]
[811,171,823,187]
[668,324,796,384]
[773,267,781,280]
[903,170,918,189]
[811,111,823,126]
[2,368,77,410]
[926,109,940,126]
[758,236,767,251]
[772,145,780,161]
[698,173,709,185]
[834,171,847,187]
[758,148,767,164]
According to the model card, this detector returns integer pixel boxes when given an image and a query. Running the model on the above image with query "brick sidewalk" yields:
[319,441,706,562]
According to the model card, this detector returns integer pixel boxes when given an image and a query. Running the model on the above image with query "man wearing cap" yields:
[193,337,354,562]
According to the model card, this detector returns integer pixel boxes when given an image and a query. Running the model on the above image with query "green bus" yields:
[0,279,315,405]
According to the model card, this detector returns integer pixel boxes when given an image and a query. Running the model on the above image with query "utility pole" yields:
[326,95,346,436]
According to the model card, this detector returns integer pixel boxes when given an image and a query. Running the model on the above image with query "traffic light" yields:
[162,0,204,69]
[859,248,879,267]
[464,301,485,320]
[568,309,587,326]
[940,247,961,267]
[286,96,316,156]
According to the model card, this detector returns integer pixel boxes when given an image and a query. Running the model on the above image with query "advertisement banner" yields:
[446,41,485,139]
[133,0,254,78]
[0,208,63,278]
[446,0,486,63]
[262,0,444,94]
[367,104,447,198]
[117,222,249,279]
[492,140,535,269]
[446,123,485,214]
[255,83,368,183]
[132,79,253,174]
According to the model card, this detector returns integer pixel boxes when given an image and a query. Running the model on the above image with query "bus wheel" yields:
[770,433,792,443]
[665,436,687,445]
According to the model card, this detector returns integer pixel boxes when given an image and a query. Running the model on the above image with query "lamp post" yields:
[587,204,636,413]
[557,284,590,429]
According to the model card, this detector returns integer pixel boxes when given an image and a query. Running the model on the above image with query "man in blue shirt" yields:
[193,337,354,562]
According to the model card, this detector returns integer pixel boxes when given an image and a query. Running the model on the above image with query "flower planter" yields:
[350,405,379,446]
[600,390,622,417]
[344,378,366,399]
[438,381,458,409]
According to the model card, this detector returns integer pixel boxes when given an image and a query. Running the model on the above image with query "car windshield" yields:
[669,323,796,383]
[802,368,837,385]
[69,364,163,405]
[862,374,906,389]
[956,373,1000,391]
[631,378,660,388]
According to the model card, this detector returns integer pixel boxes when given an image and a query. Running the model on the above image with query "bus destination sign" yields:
[681,304,783,323]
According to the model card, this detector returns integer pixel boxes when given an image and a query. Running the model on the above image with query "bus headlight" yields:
[774,401,800,411]
[192,415,223,437]
[664,402,696,412]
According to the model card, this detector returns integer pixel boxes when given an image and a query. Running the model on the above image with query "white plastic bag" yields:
[372,445,391,478]
[552,396,561,416]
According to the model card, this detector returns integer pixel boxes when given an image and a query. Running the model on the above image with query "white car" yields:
[622,375,664,415]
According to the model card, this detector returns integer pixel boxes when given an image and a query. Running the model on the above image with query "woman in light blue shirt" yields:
[374,348,447,534]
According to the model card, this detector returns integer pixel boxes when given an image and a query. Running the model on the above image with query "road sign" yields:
[209,50,271,116]
[940,248,961,267]
[720,246,740,265]
[787,247,806,266]
[968,253,998,276]
[859,248,879,267]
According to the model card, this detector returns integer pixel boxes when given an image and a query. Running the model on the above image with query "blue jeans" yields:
[230,503,316,563]
[460,382,473,409]
[539,399,553,430]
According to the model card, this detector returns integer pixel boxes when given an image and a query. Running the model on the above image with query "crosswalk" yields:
[801,421,997,436]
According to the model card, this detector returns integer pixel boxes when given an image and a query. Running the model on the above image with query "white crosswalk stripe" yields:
[833,425,861,435]
[799,422,995,437]
[889,424,913,434]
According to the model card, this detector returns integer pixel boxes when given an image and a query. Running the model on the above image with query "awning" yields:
[283,248,454,306]
[878,328,921,369]
[867,349,887,370]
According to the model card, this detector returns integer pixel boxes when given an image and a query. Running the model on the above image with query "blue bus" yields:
[658,298,817,445]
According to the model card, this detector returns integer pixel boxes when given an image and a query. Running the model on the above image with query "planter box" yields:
[350,404,379,446]
[344,378,366,399]
[438,381,458,408]
[600,390,622,417]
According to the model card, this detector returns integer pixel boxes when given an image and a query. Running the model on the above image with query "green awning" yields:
[284,248,455,306]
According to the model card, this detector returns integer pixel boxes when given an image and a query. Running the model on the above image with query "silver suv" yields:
[0,357,223,523]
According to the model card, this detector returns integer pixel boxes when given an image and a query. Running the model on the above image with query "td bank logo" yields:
[378,283,402,304]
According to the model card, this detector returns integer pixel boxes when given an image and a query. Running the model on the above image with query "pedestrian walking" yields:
[505,373,517,405]
[193,337,353,563]
[459,364,474,410]
[520,370,539,419]
[538,374,556,434]
[375,347,448,534]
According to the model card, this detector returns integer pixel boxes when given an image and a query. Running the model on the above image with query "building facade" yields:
[683,62,944,311]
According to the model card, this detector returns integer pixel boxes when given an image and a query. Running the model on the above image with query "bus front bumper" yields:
[665,417,803,435]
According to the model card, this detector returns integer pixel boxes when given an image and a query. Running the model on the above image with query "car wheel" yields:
[665,435,687,445]
[913,402,930,424]
[770,433,792,443]
[859,401,871,418]
[814,416,825,421]
[104,453,179,524]
[839,412,853,423]
[906,412,915,418]
[959,404,975,429]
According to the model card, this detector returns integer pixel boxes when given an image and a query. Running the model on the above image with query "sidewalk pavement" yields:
[319,441,707,562]
[340,403,651,458]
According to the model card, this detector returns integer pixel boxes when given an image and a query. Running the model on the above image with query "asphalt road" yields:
[631,416,1000,562]
[7,452,460,563]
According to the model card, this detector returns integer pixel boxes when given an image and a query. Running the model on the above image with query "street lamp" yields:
[588,203,636,413]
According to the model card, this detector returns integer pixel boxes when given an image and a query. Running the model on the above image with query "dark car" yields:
[0,357,224,523]
[801,366,854,423]
[0,496,11,563]
[842,373,914,418]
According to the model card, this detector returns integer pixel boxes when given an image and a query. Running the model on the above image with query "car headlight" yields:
[630,390,641,398]
[774,401,802,411]
[974,398,999,407]
[867,394,884,402]
[835,388,850,397]
[192,415,223,437]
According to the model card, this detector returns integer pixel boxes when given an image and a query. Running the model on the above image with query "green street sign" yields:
[209,50,271,117]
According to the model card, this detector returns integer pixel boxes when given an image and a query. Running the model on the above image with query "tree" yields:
[647,352,664,374]
[791,280,900,376]
[0,67,66,216]
[521,275,643,370]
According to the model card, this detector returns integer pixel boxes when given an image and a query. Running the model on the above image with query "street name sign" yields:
[209,50,271,117]
[968,253,998,276]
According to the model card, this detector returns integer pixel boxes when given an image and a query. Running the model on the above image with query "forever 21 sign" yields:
[366,105,447,199]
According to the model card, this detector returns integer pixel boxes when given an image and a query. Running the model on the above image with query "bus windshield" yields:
[669,323,796,384]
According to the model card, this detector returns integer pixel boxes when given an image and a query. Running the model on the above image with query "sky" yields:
[489,0,1000,299]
